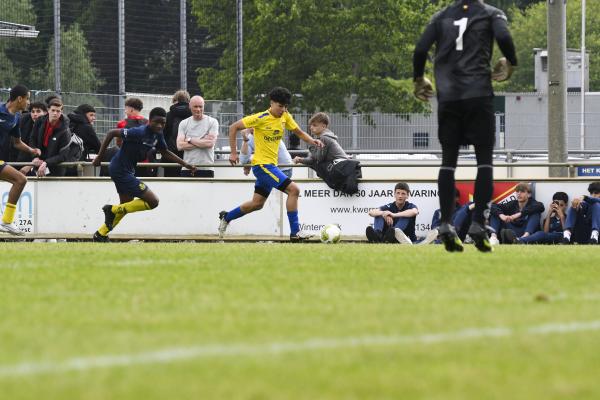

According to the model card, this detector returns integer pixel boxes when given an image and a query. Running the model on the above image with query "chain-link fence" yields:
[1,0,229,96]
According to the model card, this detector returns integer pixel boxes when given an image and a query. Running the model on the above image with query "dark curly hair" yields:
[269,87,292,106]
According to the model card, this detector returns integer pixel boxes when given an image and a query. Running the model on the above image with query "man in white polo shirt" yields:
[176,95,219,177]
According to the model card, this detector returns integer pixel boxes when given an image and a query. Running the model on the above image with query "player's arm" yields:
[396,207,419,218]
[491,11,517,82]
[228,119,246,165]
[158,149,196,171]
[412,18,437,101]
[11,137,40,158]
[92,129,121,166]
[291,127,323,148]
[368,208,388,218]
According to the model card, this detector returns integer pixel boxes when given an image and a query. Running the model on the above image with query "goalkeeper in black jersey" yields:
[413,0,517,253]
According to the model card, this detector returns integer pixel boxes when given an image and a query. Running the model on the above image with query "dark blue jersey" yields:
[379,201,418,241]
[109,125,167,176]
[548,215,563,233]
[0,103,21,158]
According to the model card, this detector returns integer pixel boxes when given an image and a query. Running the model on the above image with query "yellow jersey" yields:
[242,110,299,165]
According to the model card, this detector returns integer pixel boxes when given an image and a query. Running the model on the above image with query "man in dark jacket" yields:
[68,104,100,161]
[28,98,72,177]
[489,182,544,244]
[164,90,192,176]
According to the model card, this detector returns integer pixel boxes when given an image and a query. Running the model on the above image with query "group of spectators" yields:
[366,181,600,246]
[0,95,100,177]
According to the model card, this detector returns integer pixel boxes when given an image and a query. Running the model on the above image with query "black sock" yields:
[438,167,456,224]
[473,145,494,224]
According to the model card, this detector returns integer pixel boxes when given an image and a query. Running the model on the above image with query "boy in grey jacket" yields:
[293,112,348,167]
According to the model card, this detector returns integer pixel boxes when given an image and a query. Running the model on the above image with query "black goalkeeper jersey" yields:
[413,0,517,103]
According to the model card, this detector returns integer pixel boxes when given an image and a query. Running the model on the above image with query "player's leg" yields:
[435,101,464,252]
[218,188,269,238]
[464,97,496,252]
[0,163,27,235]
[282,180,312,241]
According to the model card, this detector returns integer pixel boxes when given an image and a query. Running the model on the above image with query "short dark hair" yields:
[394,182,410,193]
[125,97,143,111]
[515,182,531,193]
[48,98,63,109]
[9,84,29,101]
[29,102,47,112]
[588,181,600,194]
[552,191,568,203]
[149,107,167,120]
[44,94,60,106]
[269,87,292,105]
[76,104,96,114]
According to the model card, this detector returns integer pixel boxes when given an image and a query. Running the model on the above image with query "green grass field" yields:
[1,243,600,400]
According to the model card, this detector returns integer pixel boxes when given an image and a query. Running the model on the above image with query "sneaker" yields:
[590,231,599,245]
[0,222,24,236]
[382,228,398,243]
[418,228,439,245]
[394,228,413,245]
[93,231,110,242]
[467,222,493,253]
[365,226,382,243]
[102,204,117,230]
[489,235,500,246]
[500,228,517,244]
[438,223,464,252]
[218,211,229,238]
[560,236,571,245]
[290,230,314,242]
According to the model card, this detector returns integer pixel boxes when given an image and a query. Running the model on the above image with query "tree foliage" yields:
[0,0,37,88]
[500,1,600,92]
[191,0,440,113]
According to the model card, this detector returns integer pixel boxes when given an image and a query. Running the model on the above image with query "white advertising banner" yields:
[0,179,596,237]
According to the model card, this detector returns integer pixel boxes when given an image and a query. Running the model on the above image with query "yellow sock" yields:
[2,203,16,224]
[98,224,110,236]
[111,212,126,230]
[112,199,150,215]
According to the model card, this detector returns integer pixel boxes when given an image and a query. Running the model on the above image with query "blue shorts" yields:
[111,173,149,198]
[252,164,292,198]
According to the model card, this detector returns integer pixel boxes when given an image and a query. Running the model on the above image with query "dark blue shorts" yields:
[111,173,149,198]
[252,164,291,198]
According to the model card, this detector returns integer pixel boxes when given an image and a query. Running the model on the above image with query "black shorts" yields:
[437,96,495,148]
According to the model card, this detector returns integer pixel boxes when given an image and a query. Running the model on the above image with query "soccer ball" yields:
[320,224,342,244]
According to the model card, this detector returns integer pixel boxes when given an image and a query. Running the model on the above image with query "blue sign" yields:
[577,166,600,177]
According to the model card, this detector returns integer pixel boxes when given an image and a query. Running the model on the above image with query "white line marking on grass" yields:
[1,320,599,378]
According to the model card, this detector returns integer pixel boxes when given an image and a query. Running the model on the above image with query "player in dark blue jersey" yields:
[91,107,195,241]
[413,0,517,253]
[0,85,42,235]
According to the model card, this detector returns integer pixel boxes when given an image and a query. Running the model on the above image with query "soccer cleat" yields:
[500,228,517,245]
[290,230,314,242]
[93,231,110,243]
[418,228,439,245]
[394,228,413,245]
[560,236,571,245]
[365,226,382,243]
[438,223,464,252]
[0,222,24,236]
[218,211,229,238]
[467,222,493,253]
[102,204,117,231]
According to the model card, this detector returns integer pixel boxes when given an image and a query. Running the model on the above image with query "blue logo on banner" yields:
[577,166,600,177]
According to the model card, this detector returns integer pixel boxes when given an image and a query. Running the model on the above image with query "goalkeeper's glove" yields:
[413,76,434,102]
[491,57,513,82]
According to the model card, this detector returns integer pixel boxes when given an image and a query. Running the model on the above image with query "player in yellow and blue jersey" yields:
[219,87,323,241]
[91,107,196,242]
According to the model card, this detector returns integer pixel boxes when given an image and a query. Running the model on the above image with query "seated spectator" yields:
[176,95,219,177]
[8,102,47,165]
[68,104,100,161]
[240,127,293,178]
[561,181,600,245]
[293,112,361,194]
[164,90,192,177]
[513,191,568,244]
[27,98,72,177]
[365,182,419,244]
[489,182,544,244]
